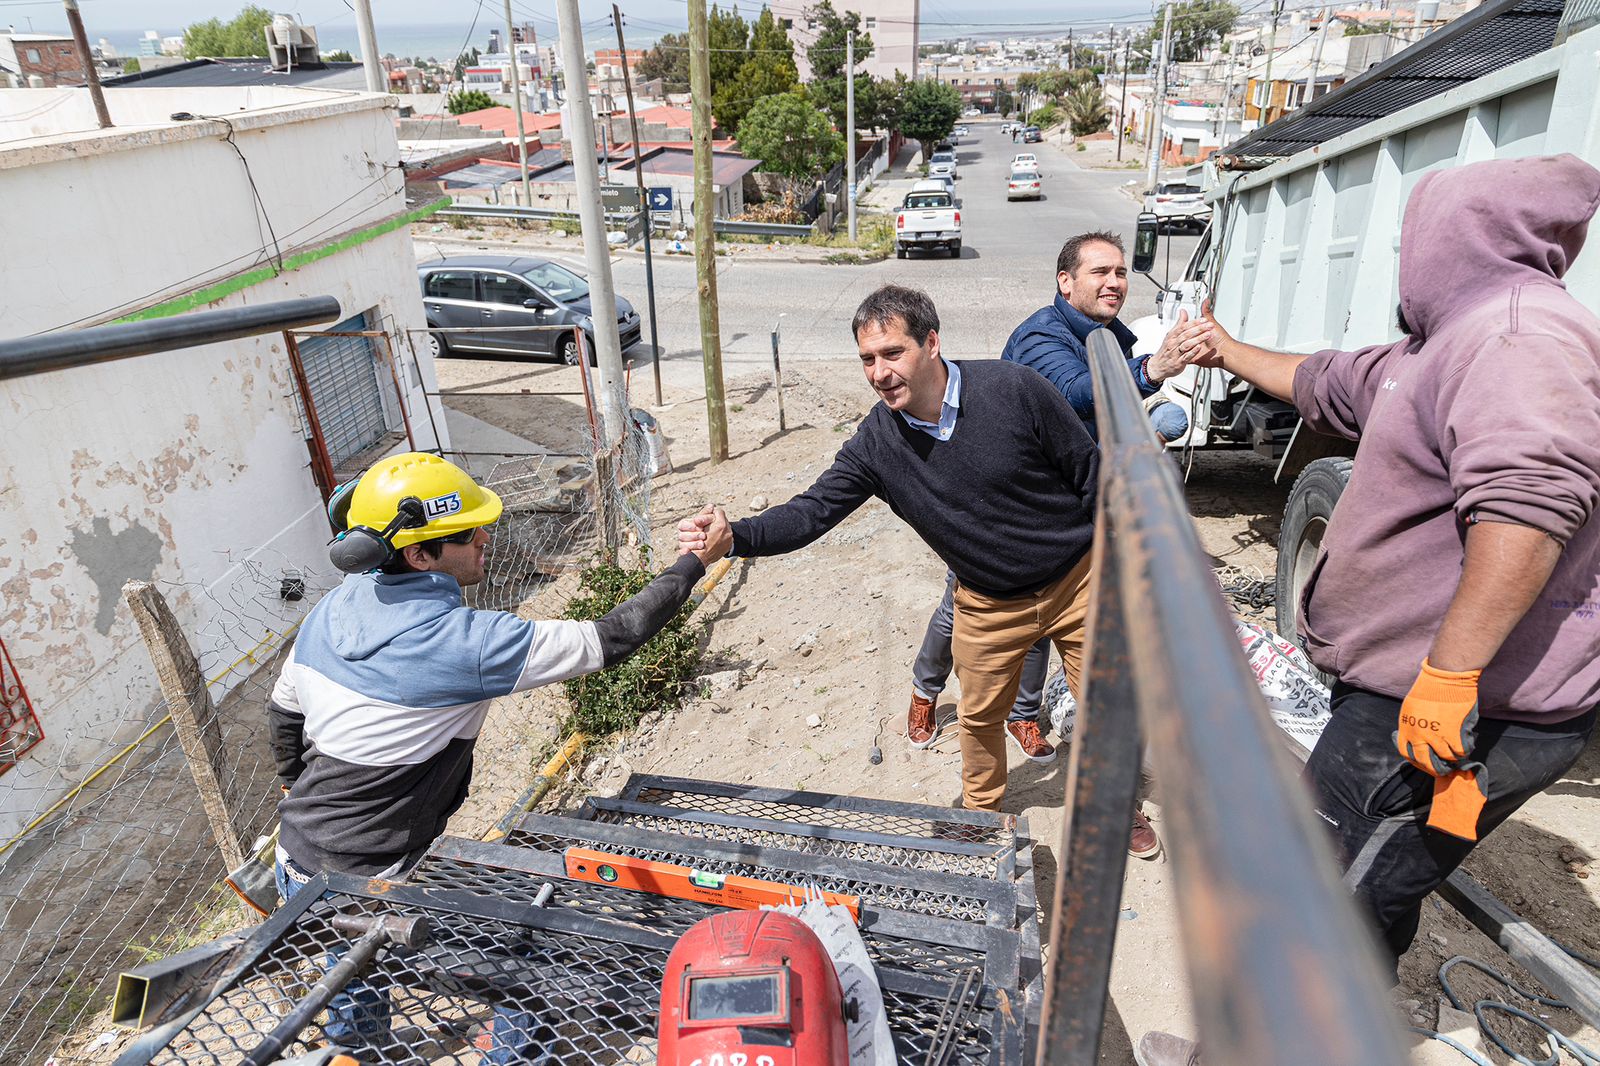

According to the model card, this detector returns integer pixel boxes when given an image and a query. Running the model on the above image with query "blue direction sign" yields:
[647,186,674,212]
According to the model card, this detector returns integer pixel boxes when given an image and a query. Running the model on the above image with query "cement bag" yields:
[1234,621,1330,752]
[1042,622,1330,753]
[766,887,896,1066]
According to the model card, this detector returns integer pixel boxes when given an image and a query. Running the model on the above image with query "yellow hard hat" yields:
[333,452,502,551]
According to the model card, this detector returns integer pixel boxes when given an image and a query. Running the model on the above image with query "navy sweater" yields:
[731,359,1098,598]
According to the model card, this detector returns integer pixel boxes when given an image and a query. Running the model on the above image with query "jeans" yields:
[1304,683,1596,973]
[277,855,545,1062]
[1149,400,1189,441]
[914,570,1047,724]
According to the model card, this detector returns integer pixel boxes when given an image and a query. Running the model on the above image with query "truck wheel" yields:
[950,242,962,258]
[1275,456,1353,644]
[896,244,907,259]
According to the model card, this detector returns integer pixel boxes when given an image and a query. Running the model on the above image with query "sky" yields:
[3,0,1165,42]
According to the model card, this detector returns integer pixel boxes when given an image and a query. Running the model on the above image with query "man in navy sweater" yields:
[680,285,1101,813]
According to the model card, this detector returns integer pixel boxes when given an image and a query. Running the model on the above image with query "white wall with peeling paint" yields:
[0,88,450,841]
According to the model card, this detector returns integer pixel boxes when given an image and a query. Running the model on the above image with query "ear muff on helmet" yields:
[328,496,429,574]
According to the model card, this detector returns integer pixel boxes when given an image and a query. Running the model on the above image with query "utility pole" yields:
[688,0,729,462]
[556,0,629,445]
[1144,0,1174,193]
[1260,0,1283,124]
[1116,39,1130,160]
[504,0,532,206]
[1303,7,1331,113]
[62,0,110,128]
[846,29,857,241]
[1067,28,1074,70]
[613,4,663,406]
[1218,45,1236,140]
[352,0,384,93]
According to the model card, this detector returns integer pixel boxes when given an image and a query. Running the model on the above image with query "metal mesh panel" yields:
[494,828,994,923]
[883,983,993,1065]
[628,785,1011,847]
[297,319,388,467]
[587,808,1003,879]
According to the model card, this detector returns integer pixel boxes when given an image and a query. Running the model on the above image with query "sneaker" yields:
[1134,1031,1201,1066]
[1005,720,1056,763]
[907,692,940,749]
[1129,808,1161,859]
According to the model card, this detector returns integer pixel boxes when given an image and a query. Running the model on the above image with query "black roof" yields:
[1222,0,1566,159]
[101,57,368,90]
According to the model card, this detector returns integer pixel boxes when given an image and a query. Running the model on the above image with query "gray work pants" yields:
[912,571,1048,724]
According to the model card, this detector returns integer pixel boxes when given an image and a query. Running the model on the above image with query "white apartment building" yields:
[772,0,920,81]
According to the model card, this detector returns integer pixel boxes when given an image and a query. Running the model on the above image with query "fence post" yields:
[122,581,246,871]
[771,322,786,433]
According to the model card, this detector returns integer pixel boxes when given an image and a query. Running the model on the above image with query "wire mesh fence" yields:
[0,410,656,1062]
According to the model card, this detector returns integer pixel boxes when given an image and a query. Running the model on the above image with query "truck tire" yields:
[1275,456,1353,644]
[950,241,962,258]
[896,243,907,259]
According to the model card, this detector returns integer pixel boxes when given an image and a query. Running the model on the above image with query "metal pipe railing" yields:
[1037,329,1407,1064]
[0,298,342,383]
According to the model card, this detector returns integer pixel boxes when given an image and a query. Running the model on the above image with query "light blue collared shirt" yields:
[898,358,962,441]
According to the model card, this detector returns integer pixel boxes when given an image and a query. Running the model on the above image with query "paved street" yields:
[420,118,1200,393]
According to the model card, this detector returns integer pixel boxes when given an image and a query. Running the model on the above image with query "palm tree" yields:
[1063,84,1110,137]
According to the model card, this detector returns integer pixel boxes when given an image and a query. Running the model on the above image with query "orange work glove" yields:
[1394,659,1481,776]
[1428,764,1489,842]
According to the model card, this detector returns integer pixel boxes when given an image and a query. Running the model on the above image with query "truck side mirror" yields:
[1133,211,1160,275]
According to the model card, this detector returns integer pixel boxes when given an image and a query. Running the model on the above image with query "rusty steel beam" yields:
[1036,330,1406,1065]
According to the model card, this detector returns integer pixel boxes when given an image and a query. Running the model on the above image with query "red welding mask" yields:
[658,910,852,1066]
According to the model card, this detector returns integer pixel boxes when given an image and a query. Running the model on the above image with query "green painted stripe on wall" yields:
[114,197,453,324]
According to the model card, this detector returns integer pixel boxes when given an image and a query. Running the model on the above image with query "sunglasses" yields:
[438,527,481,546]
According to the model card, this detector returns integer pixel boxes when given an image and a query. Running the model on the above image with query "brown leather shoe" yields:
[1134,1032,1201,1066]
[1129,808,1161,859]
[1005,720,1056,763]
[907,692,940,749]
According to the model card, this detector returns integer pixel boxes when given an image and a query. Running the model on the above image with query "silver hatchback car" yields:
[418,254,642,364]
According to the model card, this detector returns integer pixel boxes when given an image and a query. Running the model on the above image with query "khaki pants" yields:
[951,554,1093,811]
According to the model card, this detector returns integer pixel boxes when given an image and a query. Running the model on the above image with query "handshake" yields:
[1146,302,1226,384]
[678,504,734,566]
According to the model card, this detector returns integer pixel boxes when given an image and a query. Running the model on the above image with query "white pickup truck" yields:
[1126,0,1600,630]
[895,180,962,259]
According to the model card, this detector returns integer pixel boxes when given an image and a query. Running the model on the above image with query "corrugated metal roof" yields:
[1222,0,1566,158]
[101,57,368,90]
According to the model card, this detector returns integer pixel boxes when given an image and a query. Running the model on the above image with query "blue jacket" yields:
[1002,293,1157,438]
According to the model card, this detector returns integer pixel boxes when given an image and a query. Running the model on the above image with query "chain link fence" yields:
[0,413,655,1063]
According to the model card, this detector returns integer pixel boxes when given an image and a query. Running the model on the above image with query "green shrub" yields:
[561,557,705,737]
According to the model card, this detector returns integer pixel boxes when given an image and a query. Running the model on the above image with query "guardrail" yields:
[438,204,815,241]
[1038,329,1407,1064]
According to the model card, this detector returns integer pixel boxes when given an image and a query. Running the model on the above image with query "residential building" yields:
[0,32,84,88]
[138,30,162,57]
[776,0,919,81]
[931,67,1028,111]
[0,84,448,839]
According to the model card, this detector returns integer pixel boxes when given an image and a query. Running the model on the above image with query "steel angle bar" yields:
[623,774,1020,831]
[586,796,1003,858]
[0,297,342,383]
[1040,330,1408,1066]
[497,815,1014,916]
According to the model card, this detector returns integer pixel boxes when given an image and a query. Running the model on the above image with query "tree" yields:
[804,0,874,133]
[897,78,961,159]
[453,47,481,81]
[713,8,798,135]
[637,31,691,94]
[182,5,274,58]
[122,58,140,73]
[736,92,844,190]
[324,49,354,63]
[1165,0,1240,62]
[1062,84,1109,135]
[708,4,749,87]
[447,89,495,115]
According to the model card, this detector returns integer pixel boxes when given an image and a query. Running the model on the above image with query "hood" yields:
[1400,154,1600,340]
[321,571,462,660]
[567,293,635,320]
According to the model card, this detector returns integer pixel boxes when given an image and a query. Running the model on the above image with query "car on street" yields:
[1010,153,1039,171]
[418,255,642,365]
[999,122,1016,135]
[929,145,958,180]
[1022,125,1043,143]
[1143,179,1209,231]
[1007,168,1043,200]
[896,180,962,258]
[954,124,970,137]
[964,108,981,117]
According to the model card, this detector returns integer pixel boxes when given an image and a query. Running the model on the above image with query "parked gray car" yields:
[417,254,642,365]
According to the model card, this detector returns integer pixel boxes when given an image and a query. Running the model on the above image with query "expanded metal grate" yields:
[496,826,995,923]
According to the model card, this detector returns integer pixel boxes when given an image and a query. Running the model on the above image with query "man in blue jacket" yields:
[1004,229,1189,442]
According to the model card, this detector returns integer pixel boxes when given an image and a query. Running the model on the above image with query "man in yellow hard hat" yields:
[267,452,728,1058]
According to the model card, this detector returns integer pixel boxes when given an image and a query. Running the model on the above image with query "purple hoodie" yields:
[1292,154,1600,722]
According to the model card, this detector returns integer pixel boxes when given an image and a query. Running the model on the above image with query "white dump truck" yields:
[1127,0,1600,635]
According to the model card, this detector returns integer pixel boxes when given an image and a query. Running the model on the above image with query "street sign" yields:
[600,184,639,210]
[647,186,674,212]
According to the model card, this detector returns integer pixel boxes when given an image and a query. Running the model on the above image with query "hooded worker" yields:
[1134,155,1600,1066]
[267,451,728,1058]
